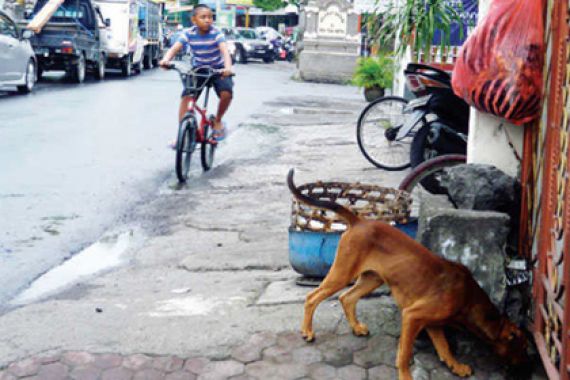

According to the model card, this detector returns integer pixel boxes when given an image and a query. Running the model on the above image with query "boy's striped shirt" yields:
[178,26,225,68]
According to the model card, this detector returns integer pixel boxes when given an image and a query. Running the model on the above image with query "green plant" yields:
[374,0,465,60]
[352,55,395,89]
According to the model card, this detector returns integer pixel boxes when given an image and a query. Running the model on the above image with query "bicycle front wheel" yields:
[356,96,411,171]
[201,117,216,171]
[176,117,197,182]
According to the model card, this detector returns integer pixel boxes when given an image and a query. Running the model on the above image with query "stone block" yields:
[417,193,510,307]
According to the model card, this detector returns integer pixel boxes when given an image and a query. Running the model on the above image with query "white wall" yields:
[466,0,523,178]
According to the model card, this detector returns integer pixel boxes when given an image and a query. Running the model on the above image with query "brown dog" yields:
[287,169,529,380]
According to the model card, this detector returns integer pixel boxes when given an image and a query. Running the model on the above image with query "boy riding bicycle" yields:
[159,4,233,141]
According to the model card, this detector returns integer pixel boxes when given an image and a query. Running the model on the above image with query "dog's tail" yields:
[287,168,359,227]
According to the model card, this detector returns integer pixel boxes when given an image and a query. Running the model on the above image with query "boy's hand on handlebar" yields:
[159,59,172,69]
[221,67,233,77]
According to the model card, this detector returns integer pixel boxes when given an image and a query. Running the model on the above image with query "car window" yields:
[237,29,257,40]
[0,14,18,39]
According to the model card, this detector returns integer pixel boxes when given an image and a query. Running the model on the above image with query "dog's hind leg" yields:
[397,307,427,380]
[426,327,472,377]
[339,271,383,337]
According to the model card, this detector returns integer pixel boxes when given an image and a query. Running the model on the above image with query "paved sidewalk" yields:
[0,88,548,379]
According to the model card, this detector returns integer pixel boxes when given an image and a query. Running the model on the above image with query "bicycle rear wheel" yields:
[356,96,411,171]
[201,117,216,171]
[176,117,197,182]
[399,154,467,216]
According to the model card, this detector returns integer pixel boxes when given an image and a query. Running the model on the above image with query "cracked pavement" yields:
[0,81,548,379]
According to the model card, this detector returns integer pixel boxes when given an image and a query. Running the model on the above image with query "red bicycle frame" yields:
[186,86,216,145]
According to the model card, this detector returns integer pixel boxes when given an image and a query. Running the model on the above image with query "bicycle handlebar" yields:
[162,62,235,77]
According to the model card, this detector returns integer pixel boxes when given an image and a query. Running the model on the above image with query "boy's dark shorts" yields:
[181,74,233,98]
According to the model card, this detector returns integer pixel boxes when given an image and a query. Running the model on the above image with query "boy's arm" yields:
[218,41,233,77]
[159,42,184,67]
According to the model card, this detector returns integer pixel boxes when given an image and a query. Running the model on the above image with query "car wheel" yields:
[121,57,132,77]
[17,59,36,94]
[94,55,105,80]
[134,59,143,74]
[70,54,86,83]
[236,48,247,64]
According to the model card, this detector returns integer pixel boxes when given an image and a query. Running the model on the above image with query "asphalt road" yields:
[0,61,363,310]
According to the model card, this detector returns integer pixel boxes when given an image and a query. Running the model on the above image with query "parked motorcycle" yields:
[356,63,469,192]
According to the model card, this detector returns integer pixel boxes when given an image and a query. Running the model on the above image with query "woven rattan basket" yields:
[290,181,412,233]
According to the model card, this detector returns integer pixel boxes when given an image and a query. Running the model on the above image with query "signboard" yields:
[317,4,347,37]
[216,9,235,27]
[433,0,478,46]
[225,0,253,6]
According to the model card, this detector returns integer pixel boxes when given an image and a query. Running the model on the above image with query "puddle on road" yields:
[11,230,140,305]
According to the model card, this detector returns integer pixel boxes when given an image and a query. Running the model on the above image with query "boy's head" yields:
[192,5,213,32]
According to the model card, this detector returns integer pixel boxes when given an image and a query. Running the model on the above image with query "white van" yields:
[95,0,144,76]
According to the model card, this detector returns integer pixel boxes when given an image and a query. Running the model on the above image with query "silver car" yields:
[0,10,37,93]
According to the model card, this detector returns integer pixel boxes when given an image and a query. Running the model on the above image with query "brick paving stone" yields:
[227,375,256,380]
[336,364,366,380]
[184,358,210,375]
[69,366,102,380]
[353,336,397,370]
[134,368,166,380]
[198,360,245,380]
[262,346,293,364]
[248,332,277,350]
[307,362,337,380]
[165,371,197,380]
[101,366,134,380]
[412,366,430,380]
[368,364,397,380]
[62,352,95,367]
[276,332,307,351]
[36,354,61,365]
[231,344,263,364]
[317,335,367,368]
[6,358,39,377]
[0,371,17,380]
[245,361,308,380]
[36,362,69,380]
[414,352,441,371]
[152,356,184,372]
[123,354,153,371]
[93,353,123,369]
[430,367,457,380]
[291,346,323,365]
[469,370,491,380]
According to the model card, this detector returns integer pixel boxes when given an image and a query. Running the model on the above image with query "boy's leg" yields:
[213,75,234,131]
[179,96,192,123]
[215,90,232,130]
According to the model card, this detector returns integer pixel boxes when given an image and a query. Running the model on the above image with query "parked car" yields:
[0,10,37,93]
[231,27,273,64]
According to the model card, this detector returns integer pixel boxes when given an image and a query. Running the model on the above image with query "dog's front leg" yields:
[339,272,383,337]
[397,309,425,380]
[426,327,472,377]
[302,278,348,342]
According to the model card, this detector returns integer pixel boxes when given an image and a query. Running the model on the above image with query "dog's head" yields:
[493,318,529,367]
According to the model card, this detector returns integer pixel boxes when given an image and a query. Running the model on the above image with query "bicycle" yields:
[165,63,231,182]
[356,96,413,171]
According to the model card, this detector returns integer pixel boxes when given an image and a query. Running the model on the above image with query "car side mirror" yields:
[21,30,33,39]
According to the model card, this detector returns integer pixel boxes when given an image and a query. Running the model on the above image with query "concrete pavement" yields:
[0,76,547,379]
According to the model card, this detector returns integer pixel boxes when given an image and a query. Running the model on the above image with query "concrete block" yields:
[417,193,509,308]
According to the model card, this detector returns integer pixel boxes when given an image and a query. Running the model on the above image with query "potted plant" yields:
[352,54,394,102]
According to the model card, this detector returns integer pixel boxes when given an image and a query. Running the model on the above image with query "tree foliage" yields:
[253,0,286,11]
[373,0,464,60]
